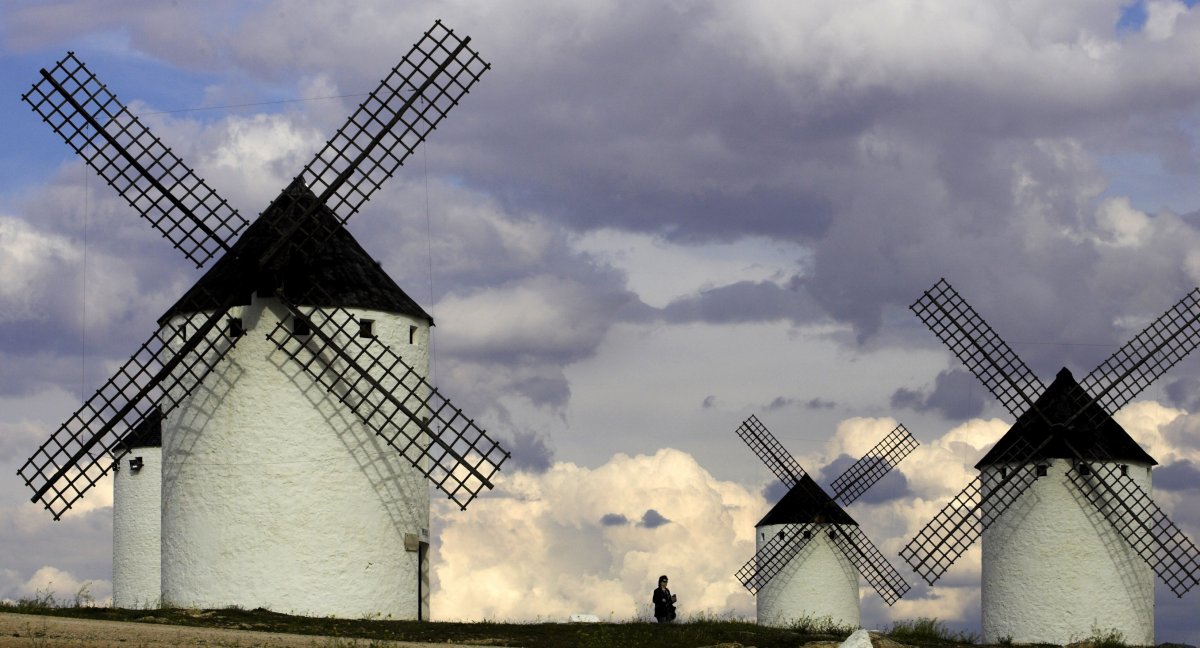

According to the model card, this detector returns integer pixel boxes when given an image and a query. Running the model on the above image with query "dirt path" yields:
[0,612,476,647]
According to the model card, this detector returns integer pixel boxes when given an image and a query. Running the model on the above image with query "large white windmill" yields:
[18,21,509,620]
[901,279,1200,645]
[734,415,917,627]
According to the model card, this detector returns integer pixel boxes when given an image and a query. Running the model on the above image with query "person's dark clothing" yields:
[653,586,676,623]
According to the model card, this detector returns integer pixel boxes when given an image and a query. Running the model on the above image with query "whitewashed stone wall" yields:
[112,446,162,609]
[161,296,431,619]
[981,458,1154,645]
[755,523,860,628]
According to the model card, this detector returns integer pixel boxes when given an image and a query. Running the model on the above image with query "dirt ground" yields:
[0,612,474,648]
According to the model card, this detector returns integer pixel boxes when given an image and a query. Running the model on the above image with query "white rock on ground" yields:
[838,628,872,648]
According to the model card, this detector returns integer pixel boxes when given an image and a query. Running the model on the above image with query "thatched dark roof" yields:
[158,179,431,325]
[755,474,858,527]
[975,367,1156,468]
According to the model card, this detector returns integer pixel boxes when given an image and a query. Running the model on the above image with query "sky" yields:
[1,0,1200,642]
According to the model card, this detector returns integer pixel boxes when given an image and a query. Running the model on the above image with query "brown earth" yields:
[0,612,476,648]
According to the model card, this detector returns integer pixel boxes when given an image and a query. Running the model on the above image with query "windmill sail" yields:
[268,299,509,510]
[17,309,242,518]
[829,525,911,605]
[736,522,817,594]
[829,423,918,506]
[911,278,1045,418]
[22,53,247,268]
[735,414,807,488]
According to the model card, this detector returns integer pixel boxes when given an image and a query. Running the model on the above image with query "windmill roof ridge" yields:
[974,366,1157,469]
[158,179,432,325]
[755,473,859,527]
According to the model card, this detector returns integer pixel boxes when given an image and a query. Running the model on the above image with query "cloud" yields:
[891,369,988,421]
[1154,459,1200,492]
[433,448,763,621]
[599,513,629,527]
[638,509,670,529]
[504,429,555,474]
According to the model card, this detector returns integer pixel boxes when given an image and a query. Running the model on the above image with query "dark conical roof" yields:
[158,179,431,325]
[117,407,162,451]
[755,474,858,527]
[975,367,1156,468]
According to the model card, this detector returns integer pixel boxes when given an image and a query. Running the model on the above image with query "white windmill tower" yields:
[734,415,917,627]
[18,21,510,620]
[901,279,1200,645]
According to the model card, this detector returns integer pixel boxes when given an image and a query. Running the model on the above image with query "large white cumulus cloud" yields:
[432,448,763,621]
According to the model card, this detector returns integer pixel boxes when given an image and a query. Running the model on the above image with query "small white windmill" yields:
[734,415,917,627]
[902,279,1200,645]
[19,21,509,620]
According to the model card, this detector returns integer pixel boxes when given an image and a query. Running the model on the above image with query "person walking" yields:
[652,574,677,623]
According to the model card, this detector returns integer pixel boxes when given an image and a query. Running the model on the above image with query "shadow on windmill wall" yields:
[265,304,429,541]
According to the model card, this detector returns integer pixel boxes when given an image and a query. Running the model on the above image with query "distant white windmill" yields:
[734,415,917,627]
[902,279,1200,645]
[19,21,510,620]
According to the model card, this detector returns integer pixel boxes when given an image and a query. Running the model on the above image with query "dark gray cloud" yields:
[891,369,987,421]
[762,480,788,505]
[599,513,628,527]
[1164,377,1200,413]
[1155,459,1200,492]
[504,429,554,474]
[639,509,670,529]
[660,278,824,326]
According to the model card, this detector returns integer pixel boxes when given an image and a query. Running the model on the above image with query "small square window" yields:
[1076,462,1092,476]
[226,318,245,339]
[802,530,812,540]
[292,317,311,337]
[359,319,375,338]
[409,325,418,344]
[1119,464,1129,477]
[1035,464,1048,477]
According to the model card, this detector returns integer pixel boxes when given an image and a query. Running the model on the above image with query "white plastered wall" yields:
[161,296,431,619]
[981,458,1154,645]
[755,523,861,628]
[112,447,162,609]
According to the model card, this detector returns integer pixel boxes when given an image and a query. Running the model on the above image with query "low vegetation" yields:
[0,594,1148,648]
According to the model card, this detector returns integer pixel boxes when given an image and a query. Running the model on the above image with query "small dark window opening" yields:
[1000,467,1008,479]
[292,317,311,337]
[1035,464,1048,477]
[827,529,838,540]
[1119,464,1129,477]
[802,530,812,540]
[777,530,785,540]
[177,323,187,342]
[129,456,144,472]
[409,325,418,344]
[1077,462,1093,476]
[226,317,245,339]
[358,319,375,338]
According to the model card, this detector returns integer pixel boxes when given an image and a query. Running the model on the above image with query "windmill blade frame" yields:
[911,278,1045,419]
[265,298,509,510]
[829,525,911,605]
[22,52,247,268]
[735,414,807,488]
[830,423,919,506]
[17,307,243,519]
[736,522,817,594]
[1065,458,1200,597]
[267,20,489,265]
[1076,288,1200,423]
[900,435,1044,584]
